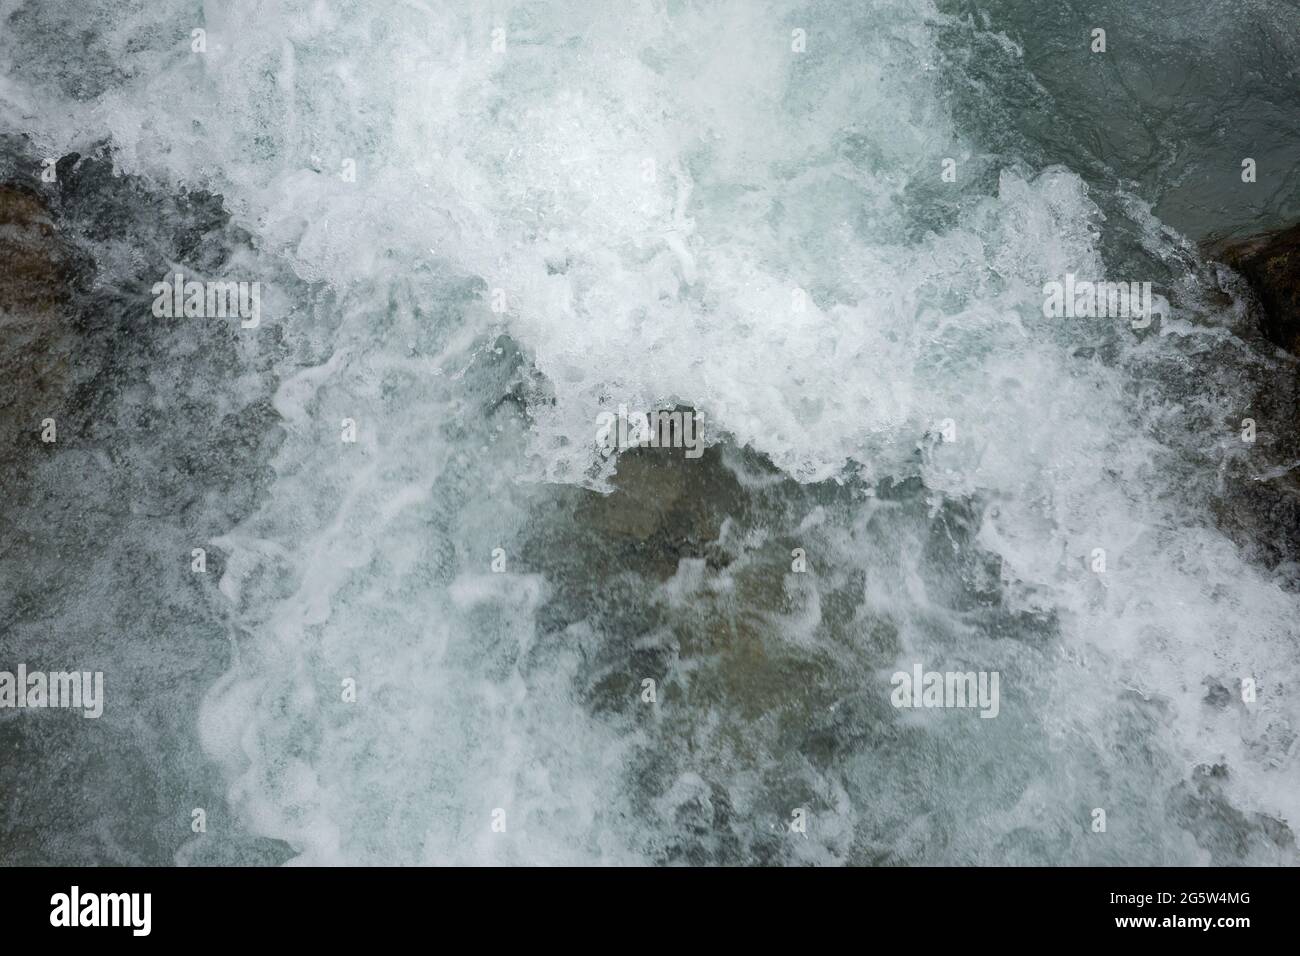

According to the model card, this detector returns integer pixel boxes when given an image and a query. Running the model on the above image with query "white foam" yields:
[7,0,1295,862]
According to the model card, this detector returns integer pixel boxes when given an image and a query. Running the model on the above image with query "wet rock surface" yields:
[1211,224,1300,356]
[0,141,294,865]
[0,182,87,456]
[1198,227,1300,573]
[520,439,1295,863]
[0,182,82,311]
[1168,763,1295,864]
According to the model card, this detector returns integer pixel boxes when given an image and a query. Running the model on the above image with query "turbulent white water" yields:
[2,0,1298,864]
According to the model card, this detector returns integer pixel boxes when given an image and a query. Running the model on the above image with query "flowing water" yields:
[1,0,1298,865]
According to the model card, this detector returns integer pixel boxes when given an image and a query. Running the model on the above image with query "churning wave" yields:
[1,0,1297,865]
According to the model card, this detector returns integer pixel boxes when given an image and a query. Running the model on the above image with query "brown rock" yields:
[1213,223,1300,355]
[0,183,75,313]
[0,183,77,450]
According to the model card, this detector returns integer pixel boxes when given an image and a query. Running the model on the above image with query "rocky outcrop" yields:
[1200,225,1300,571]
[0,183,78,312]
[0,183,82,454]
[1212,223,1300,355]
[0,148,295,867]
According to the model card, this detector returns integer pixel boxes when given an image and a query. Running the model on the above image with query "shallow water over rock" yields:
[2,1,1298,866]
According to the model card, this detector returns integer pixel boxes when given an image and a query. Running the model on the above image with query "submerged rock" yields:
[0,183,78,312]
[0,183,82,456]
[1167,763,1295,864]
[0,146,295,866]
[1198,224,1300,571]
[1211,223,1300,355]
